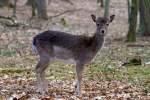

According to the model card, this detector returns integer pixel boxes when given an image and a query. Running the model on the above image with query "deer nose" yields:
[101,29,105,34]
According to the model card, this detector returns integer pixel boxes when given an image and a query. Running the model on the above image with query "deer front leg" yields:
[35,57,49,95]
[75,62,84,96]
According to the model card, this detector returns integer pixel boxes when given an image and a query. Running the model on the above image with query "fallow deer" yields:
[32,14,115,96]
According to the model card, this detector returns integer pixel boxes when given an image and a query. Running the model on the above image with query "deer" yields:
[32,14,115,96]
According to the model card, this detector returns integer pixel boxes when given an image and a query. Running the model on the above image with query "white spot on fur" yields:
[32,44,38,54]
[53,46,76,64]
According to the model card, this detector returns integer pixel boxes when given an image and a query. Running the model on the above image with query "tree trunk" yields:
[138,0,145,36]
[143,0,150,36]
[26,0,37,17]
[36,0,48,19]
[126,0,138,42]
[127,0,131,23]
[104,0,110,17]
[0,0,14,7]
[31,0,36,17]
[12,0,17,17]
[26,0,32,6]
[97,0,104,7]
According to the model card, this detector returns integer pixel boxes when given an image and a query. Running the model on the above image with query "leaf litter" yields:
[0,75,150,100]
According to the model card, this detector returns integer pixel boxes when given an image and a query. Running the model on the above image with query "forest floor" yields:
[0,0,150,99]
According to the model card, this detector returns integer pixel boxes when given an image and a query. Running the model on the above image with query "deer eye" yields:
[97,23,100,26]
[106,23,109,26]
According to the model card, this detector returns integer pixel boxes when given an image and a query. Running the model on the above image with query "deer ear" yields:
[91,14,96,22]
[109,15,115,22]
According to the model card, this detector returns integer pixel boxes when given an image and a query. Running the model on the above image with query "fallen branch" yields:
[0,16,28,27]
[0,16,15,22]
[0,16,18,27]
[127,44,150,47]
[49,9,83,18]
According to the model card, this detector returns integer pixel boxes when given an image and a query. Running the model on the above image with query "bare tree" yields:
[31,0,36,17]
[104,0,110,17]
[97,0,104,7]
[36,0,48,19]
[0,0,14,7]
[126,0,138,42]
[138,0,150,36]
[12,0,17,17]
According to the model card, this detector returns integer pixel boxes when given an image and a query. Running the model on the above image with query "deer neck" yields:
[91,32,105,52]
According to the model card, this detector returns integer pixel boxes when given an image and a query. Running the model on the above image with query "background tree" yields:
[31,0,36,17]
[12,0,17,17]
[26,0,46,18]
[0,0,17,17]
[0,0,14,7]
[36,0,48,19]
[126,0,138,42]
[138,0,150,36]
[26,0,39,17]
[26,0,48,19]
[127,0,131,23]
[26,0,33,6]
[26,0,73,19]
[97,0,104,7]
[104,0,110,17]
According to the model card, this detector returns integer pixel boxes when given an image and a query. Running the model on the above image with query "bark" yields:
[36,0,48,19]
[143,0,150,36]
[126,0,138,42]
[26,0,37,17]
[12,0,17,17]
[138,0,145,36]
[0,0,14,7]
[31,0,36,17]
[104,0,110,17]
[97,0,104,7]
[127,0,131,23]
[26,0,33,6]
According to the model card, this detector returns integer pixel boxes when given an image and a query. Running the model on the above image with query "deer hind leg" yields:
[35,55,49,94]
[75,62,84,96]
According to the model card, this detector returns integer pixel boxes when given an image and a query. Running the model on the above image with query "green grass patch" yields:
[86,62,150,93]
[0,67,32,77]
[0,50,16,57]
[0,60,150,93]
[46,61,75,80]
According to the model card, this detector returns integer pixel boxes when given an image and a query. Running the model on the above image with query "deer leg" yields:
[75,62,84,96]
[35,56,49,94]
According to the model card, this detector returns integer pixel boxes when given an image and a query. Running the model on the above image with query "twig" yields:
[127,44,150,47]
[0,16,15,23]
[49,9,83,18]
[0,16,29,27]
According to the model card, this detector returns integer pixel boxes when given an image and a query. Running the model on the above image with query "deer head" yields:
[91,14,115,36]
